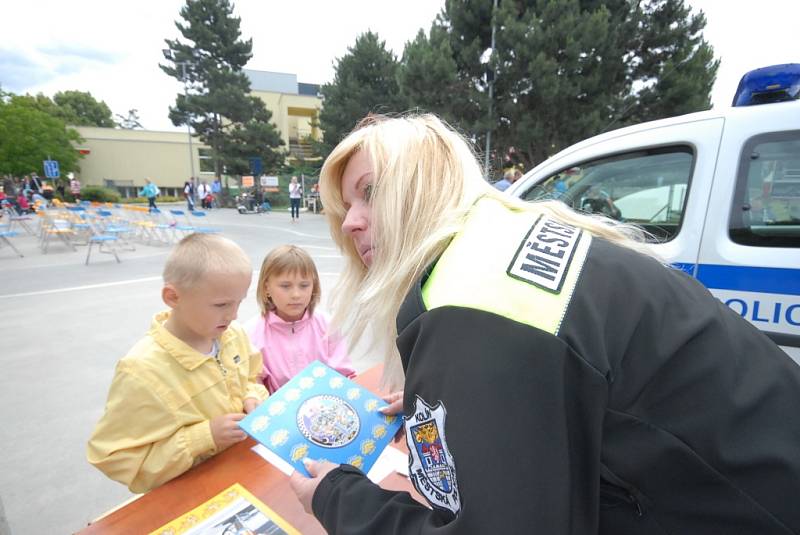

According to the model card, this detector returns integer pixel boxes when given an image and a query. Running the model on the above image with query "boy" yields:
[87,234,268,493]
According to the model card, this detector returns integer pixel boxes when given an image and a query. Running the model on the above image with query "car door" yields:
[696,101,800,363]
[513,116,726,274]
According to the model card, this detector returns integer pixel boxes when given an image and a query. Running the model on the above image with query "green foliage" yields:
[79,185,121,203]
[52,90,115,127]
[398,28,470,127]
[380,0,719,175]
[161,0,283,178]
[318,32,408,157]
[0,94,83,177]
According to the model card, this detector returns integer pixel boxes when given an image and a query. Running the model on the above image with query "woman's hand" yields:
[380,390,404,415]
[380,391,405,442]
[289,459,339,514]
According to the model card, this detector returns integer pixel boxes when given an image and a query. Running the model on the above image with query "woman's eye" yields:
[363,184,374,202]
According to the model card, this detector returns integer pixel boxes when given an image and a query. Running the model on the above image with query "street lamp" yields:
[163,50,196,182]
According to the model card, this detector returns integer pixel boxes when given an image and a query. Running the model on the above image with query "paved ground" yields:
[0,205,378,534]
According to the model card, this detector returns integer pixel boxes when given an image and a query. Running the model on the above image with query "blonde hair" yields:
[320,113,658,389]
[163,233,252,289]
[255,245,321,317]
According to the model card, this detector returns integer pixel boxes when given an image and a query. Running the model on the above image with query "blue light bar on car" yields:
[732,63,800,107]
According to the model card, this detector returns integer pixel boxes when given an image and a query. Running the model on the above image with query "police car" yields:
[507,64,800,364]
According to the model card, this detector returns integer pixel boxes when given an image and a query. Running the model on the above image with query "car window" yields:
[520,147,694,242]
[730,131,800,248]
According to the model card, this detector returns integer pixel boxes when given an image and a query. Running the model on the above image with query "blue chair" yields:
[0,228,23,257]
[85,234,120,264]
[168,209,198,236]
[96,209,135,250]
[189,210,221,234]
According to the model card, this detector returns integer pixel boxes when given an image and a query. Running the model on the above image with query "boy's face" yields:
[166,272,251,344]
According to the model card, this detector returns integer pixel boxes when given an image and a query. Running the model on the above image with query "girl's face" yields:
[340,150,374,267]
[265,270,314,322]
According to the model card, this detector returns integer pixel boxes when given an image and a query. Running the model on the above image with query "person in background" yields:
[493,168,516,192]
[87,234,268,493]
[184,178,196,211]
[69,174,81,201]
[211,178,222,208]
[16,192,31,213]
[139,178,160,211]
[289,176,302,222]
[245,245,355,393]
[288,113,800,534]
[197,180,211,209]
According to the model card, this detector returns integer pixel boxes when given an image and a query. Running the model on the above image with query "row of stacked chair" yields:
[0,200,220,264]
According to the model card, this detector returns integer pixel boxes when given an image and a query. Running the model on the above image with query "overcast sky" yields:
[1,0,797,132]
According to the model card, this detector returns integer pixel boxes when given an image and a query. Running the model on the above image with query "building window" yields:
[729,131,800,248]
[199,148,216,174]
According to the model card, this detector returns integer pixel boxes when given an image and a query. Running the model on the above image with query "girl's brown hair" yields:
[255,245,321,317]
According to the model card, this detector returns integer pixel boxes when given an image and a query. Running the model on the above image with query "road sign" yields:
[43,160,60,179]
[242,175,254,188]
[248,157,262,176]
[261,175,278,187]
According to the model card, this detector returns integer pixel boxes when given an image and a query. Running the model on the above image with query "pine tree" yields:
[398,27,473,129]
[160,0,283,179]
[318,32,408,157]
[426,0,718,172]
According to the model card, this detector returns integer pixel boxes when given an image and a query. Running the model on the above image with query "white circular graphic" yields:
[296,395,360,448]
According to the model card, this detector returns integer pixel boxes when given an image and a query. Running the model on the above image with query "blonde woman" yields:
[289,114,800,534]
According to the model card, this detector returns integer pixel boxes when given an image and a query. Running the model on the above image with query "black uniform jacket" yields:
[312,197,800,534]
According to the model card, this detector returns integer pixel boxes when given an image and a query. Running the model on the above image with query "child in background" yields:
[245,245,355,393]
[87,234,268,493]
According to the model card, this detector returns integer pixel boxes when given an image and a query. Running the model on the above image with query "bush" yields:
[80,186,121,203]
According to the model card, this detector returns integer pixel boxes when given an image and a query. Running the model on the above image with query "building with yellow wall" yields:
[73,69,322,196]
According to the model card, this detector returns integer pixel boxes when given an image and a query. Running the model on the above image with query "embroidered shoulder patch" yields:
[405,396,461,516]
[507,215,582,293]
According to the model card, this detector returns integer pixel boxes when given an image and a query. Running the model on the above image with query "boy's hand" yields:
[210,413,247,450]
[243,397,261,414]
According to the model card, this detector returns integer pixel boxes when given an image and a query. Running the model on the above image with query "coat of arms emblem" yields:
[405,395,461,516]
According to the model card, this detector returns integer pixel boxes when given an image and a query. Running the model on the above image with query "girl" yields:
[245,245,355,393]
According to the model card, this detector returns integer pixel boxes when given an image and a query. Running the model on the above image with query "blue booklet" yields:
[238,360,403,477]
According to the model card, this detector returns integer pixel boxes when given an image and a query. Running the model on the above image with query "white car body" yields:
[507,98,800,363]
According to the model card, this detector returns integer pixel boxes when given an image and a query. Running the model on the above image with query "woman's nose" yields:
[342,207,366,235]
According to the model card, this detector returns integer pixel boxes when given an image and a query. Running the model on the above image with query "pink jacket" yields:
[244,310,355,393]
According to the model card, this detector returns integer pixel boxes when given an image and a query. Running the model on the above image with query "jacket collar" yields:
[264,309,310,329]
[149,310,235,371]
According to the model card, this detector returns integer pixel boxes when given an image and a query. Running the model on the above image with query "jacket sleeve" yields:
[244,337,269,402]
[86,366,217,494]
[312,306,608,534]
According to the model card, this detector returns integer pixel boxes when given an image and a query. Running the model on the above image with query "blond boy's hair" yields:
[163,233,252,289]
[255,245,321,317]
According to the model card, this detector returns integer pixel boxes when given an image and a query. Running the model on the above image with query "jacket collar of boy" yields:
[149,310,235,371]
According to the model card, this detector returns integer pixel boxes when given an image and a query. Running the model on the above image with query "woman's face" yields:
[340,150,375,267]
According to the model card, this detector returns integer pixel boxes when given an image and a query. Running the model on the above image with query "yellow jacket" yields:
[87,311,268,493]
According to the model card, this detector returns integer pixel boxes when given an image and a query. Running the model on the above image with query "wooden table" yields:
[79,365,413,534]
